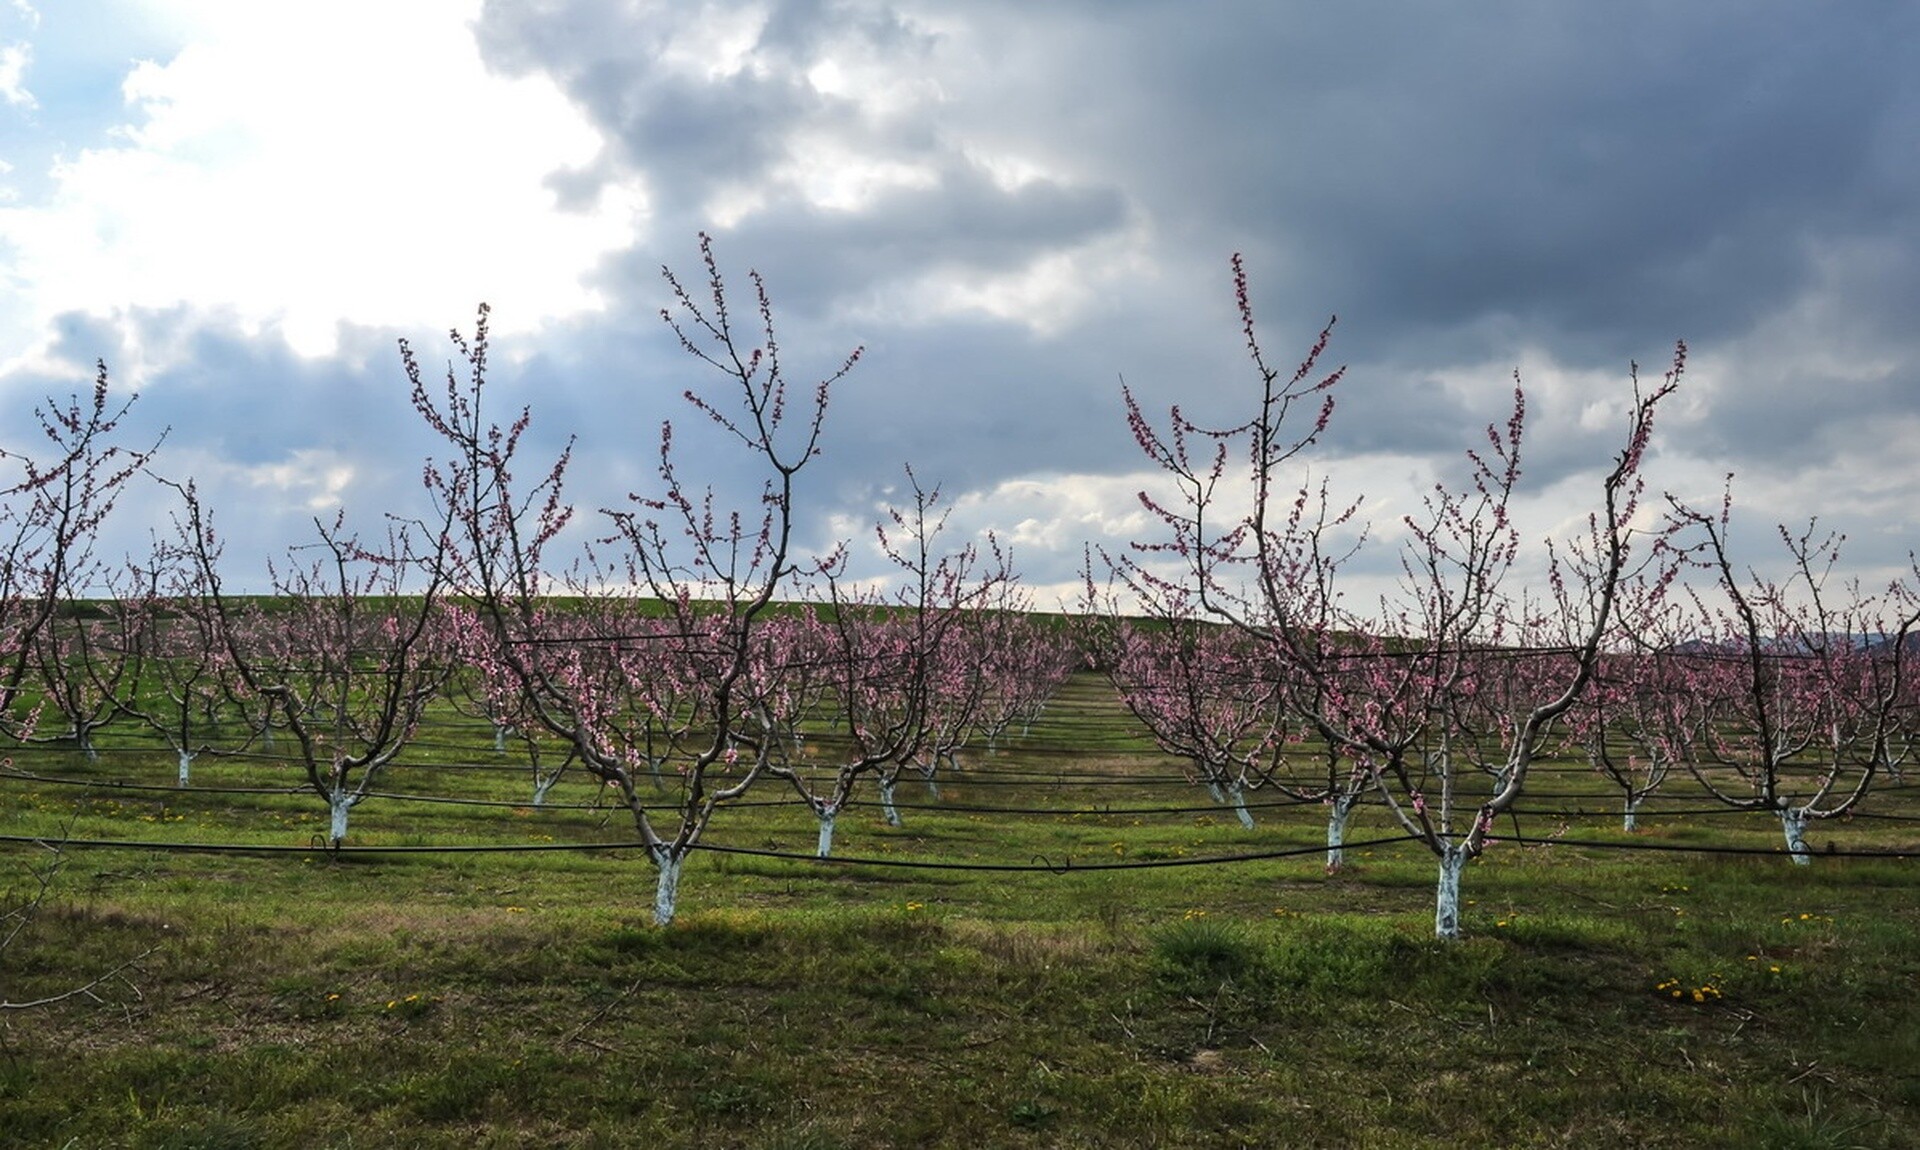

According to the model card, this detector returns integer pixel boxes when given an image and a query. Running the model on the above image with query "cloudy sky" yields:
[2,0,1916,610]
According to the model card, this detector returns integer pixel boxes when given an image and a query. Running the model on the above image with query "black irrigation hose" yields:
[14,767,1920,828]
[691,835,1425,872]
[1508,806,1920,824]
[0,769,1353,819]
[0,831,1426,869]
[1493,834,1918,860]
[0,832,642,856]
[35,742,1920,797]
[4,749,1220,786]
[26,733,1920,793]
[5,827,1913,865]
[0,768,304,797]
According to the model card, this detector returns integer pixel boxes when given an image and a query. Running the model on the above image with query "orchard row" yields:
[4,239,1915,934]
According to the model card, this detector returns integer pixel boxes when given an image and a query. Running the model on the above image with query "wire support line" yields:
[15,767,1920,825]
[0,832,653,856]
[687,835,1424,872]
[1487,834,1919,859]
[3,828,1912,863]
[0,768,305,797]
[0,770,1360,818]
[0,754,1361,789]
[0,831,1425,869]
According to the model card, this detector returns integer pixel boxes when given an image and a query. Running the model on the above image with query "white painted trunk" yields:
[1622,796,1641,833]
[1779,809,1812,866]
[531,774,557,807]
[1226,782,1255,830]
[1434,843,1467,940]
[177,750,195,787]
[1325,795,1356,871]
[1205,780,1226,804]
[493,723,510,753]
[816,805,838,859]
[924,777,941,800]
[652,851,684,926]
[879,778,902,827]
[328,789,354,845]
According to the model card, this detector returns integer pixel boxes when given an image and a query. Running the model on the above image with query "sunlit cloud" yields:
[0,0,643,365]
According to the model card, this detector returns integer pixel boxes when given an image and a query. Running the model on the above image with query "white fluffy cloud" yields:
[0,0,642,365]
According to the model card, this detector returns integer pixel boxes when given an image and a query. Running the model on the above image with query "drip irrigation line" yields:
[5,826,1911,864]
[689,834,1424,872]
[1813,809,1920,822]
[2,752,1340,790]
[0,831,1424,870]
[1511,804,1920,823]
[0,768,304,797]
[0,769,1354,819]
[15,765,1920,828]
[1491,834,1919,860]
[0,832,648,856]
[801,795,1329,818]
[1485,805,1816,821]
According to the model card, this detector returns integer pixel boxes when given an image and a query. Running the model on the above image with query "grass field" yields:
[4,673,1919,1148]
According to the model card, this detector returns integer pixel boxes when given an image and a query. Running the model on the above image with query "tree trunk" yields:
[1434,843,1468,940]
[1779,808,1811,866]
[652,849,684,926]
[177,750,195,788]
[1622,794,1641,833]
[815,803,838,859]
[328,788,355,845]
[1325,793,1356,871]
[879,777,902,827]
[1226,781,1256,830]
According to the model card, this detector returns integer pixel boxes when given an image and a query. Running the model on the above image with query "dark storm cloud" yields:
[983,2,1915,360]
[665,171,1128,324]
[472,0,1920,443]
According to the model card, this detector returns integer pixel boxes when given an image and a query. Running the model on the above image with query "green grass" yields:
[4,673,1920,1147]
